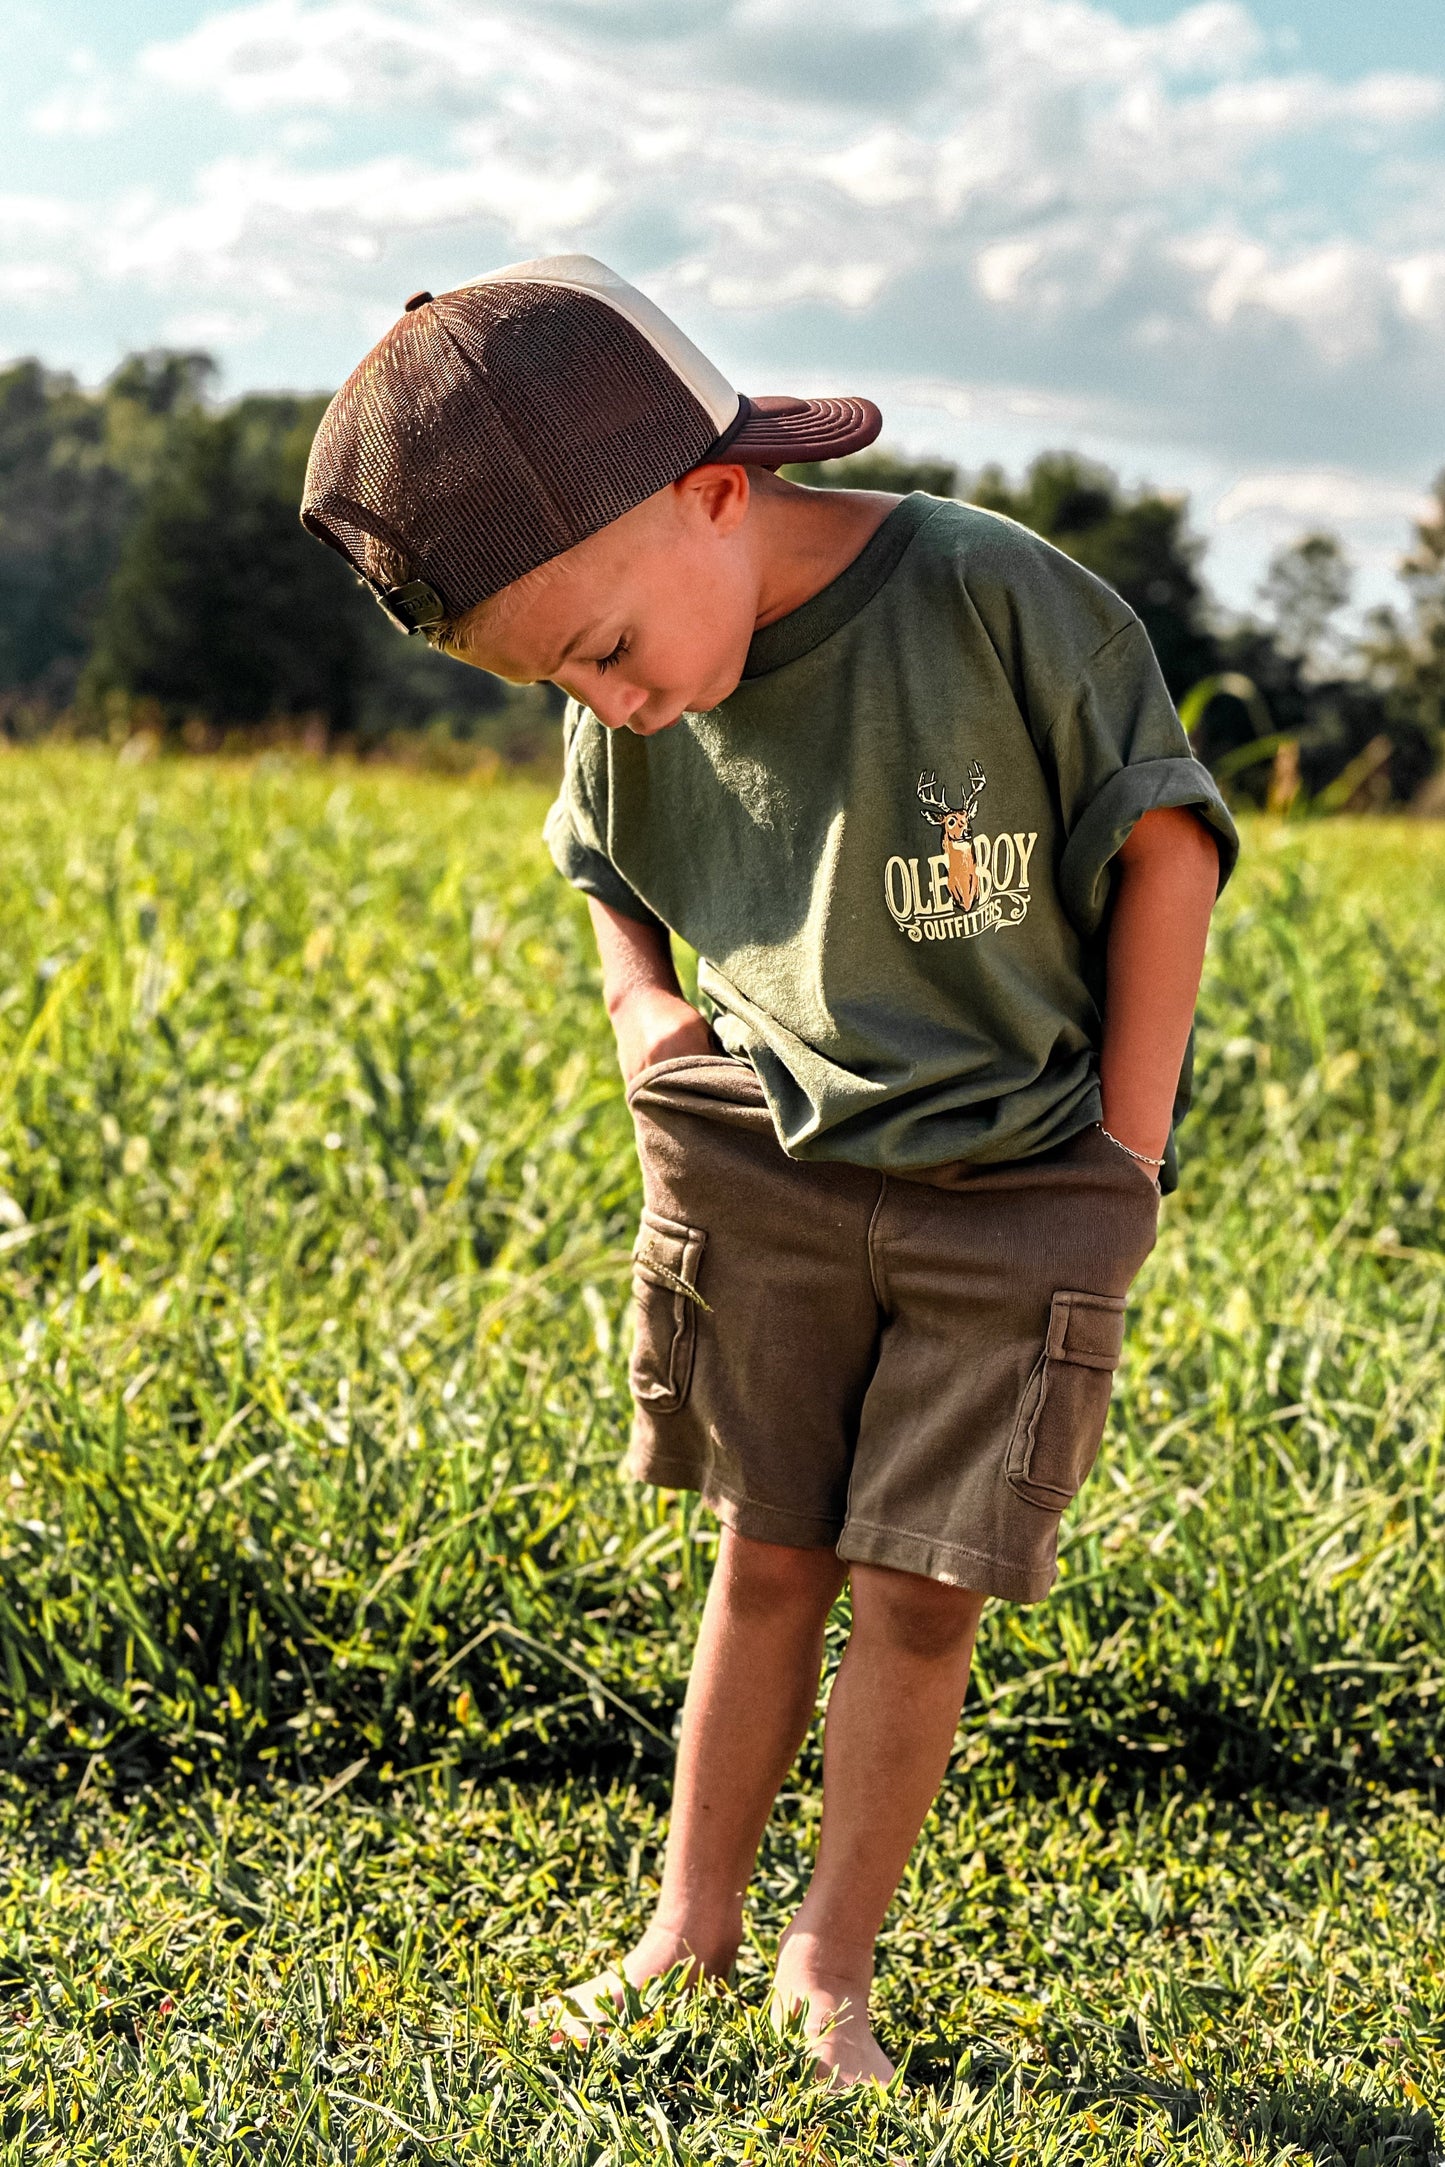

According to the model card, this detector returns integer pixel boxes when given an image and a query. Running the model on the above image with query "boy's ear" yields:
[673,462,751,537]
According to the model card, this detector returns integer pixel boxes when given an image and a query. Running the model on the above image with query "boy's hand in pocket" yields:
[611,985,713,1084]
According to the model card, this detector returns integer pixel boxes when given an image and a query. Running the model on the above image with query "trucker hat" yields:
[300,253,883,635]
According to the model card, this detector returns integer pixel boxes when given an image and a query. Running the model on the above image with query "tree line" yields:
[0,351,551,763]
[791,449,1444,811]
[2,349,1443,802]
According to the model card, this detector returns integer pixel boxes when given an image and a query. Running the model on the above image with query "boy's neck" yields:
[750,478,903,633]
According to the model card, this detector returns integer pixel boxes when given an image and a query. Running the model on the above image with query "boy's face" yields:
[449,466,760,734]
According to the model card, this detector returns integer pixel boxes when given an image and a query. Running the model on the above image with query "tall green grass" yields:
[0,753,1441,1794]
[0,749,1442,2160]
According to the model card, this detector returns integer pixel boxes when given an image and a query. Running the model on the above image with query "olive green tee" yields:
[544,493,1238,1187]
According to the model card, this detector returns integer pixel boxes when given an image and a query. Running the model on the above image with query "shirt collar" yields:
[740,492,942,680]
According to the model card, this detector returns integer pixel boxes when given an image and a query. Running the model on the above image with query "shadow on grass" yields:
[1239,2080,1439,2164]
[11,1662,1443,1816]
[904,2045,1440,2165]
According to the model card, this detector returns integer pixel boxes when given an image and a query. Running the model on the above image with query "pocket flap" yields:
[632,1209,707,1308]
[1045,1290,1126,1370]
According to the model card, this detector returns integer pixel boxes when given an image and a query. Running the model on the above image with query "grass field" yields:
[0,746,1442,2163]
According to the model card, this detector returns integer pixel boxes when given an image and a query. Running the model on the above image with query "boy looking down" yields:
[302,256,1237,2087]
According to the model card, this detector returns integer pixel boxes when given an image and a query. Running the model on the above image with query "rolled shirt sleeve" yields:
[1046,619,1239,938]
[543,702,668,930]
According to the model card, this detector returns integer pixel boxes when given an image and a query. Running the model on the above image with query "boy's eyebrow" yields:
[546,618,610,677]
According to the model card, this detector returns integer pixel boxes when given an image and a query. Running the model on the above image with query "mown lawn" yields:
[0,747,1442,2163]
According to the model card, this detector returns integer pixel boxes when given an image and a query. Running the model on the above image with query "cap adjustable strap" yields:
[373,578,447,635]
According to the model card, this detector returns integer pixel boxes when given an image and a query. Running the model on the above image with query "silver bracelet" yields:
[1097,1122,1166,1170]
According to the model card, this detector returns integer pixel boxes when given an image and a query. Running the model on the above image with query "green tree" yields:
[0,349,545,749]
[83,399,370,731]
[0,351,213,717]
[1364,476,1445,787]
[781,448,960,498]
[1259,531,1352,679]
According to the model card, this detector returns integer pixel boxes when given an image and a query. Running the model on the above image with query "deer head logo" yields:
[918,763,987,910]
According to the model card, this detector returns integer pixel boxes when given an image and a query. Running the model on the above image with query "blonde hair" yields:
[427,524,613,662]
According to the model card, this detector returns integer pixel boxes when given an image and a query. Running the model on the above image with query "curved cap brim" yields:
[705,394,883,468]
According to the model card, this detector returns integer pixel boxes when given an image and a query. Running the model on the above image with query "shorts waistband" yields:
[626,1052,774,1133]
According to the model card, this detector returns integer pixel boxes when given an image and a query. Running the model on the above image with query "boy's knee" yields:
[850,1563,986,1662]
[718,1528,846,1618]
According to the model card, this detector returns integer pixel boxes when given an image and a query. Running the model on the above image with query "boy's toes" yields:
[529,1933,725,2048]
[815,2025,897,2090]
[769,1977,898,2090]
[527,1968,628,2046]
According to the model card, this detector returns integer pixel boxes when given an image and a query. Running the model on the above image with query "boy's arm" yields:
[588,897,714,1084]
[1099,806,1222,1166]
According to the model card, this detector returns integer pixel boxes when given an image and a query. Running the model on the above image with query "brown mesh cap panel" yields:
[301,281,723,619]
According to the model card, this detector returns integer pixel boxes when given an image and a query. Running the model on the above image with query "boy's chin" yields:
[628,698,715,735]
[625,709,687,736]
[624,670,744,733]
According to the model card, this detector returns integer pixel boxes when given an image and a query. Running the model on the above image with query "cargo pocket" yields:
[1006,1291,1126,1511]
[630,1208,708,1415]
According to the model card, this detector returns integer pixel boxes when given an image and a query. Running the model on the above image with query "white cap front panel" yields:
[469,253,739,436]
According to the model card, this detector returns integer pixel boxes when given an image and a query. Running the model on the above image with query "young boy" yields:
[301,255,1237,2087]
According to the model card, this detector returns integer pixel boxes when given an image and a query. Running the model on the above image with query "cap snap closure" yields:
[374,578,445,635]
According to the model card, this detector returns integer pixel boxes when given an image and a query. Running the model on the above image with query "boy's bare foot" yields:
[533,1922,732,2046]
[770,1927,896,2089]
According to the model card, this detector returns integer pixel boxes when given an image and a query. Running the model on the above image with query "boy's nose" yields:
[594,682,650,729]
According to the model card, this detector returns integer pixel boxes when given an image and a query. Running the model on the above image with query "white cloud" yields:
[125,0,1437,356]
[1178,234,1392,361]
[0,263,79,301]
[976,241,1048,307]
[2,0,1441,496]
[1149,2,1262,76]
[96,146,606,292]
[815,130,925,212]
[1392,251,1445,324]
[141,0,519,112]
[1205,467,1437,616]
[0,193,86,241]
[29,83,122,138]
[1214,471,1433,528]
[161,307,270,346]
[26,48,124,138]
[0,193,86,305]
[1345,72,1444,127]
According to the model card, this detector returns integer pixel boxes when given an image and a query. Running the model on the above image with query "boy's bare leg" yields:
[771,1563,987,2087]
[550,1527,847,2033]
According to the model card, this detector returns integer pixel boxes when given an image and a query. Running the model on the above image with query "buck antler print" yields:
[917,762,987,910]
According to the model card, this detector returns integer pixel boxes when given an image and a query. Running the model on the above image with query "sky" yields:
[4,0,1445,617]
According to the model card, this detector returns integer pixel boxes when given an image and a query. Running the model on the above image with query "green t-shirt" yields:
[545,493,1238,1186]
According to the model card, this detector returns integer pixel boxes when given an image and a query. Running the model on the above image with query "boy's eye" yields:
[594,636,629,675]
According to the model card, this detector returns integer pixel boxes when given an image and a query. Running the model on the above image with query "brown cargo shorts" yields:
[623,1053,1161,1603]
